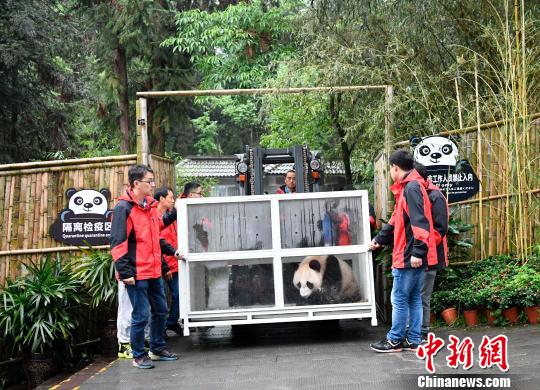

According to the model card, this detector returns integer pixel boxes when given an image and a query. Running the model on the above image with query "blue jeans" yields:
[387,268,425,345]
[126,277,168,358]
[165,272,180,327]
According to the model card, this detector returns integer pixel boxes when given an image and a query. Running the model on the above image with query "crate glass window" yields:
[187,201,272,253]
[279,197,365,248]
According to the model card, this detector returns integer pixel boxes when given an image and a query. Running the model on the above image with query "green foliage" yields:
[447,214,474,262]
[0,0,87,163]
[163,0,301,89]
[191,95,262,154]
[0,256,82,354]
[260,67,335,151]
[435,254,540,314]
[192,113,222,155]
[505,266,540,308]
[70,248,117,311]
[175,165,218,198]
[456,285,481,310]
[430,290,456,314]
[162,0,303,154]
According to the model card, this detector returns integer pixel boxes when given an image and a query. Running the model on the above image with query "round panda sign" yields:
[413,136,480,203]
[50,188,113,246]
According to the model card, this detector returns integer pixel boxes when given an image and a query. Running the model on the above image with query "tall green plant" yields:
[447,214,474,262]
[70,248,117,311]
[0,256,82,354]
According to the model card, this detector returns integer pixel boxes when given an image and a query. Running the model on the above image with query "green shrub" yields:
[70,248,117,312]
[508,266,540,308]
[430,290,456,313]
[456,285,480,310]
[0,256,83,354]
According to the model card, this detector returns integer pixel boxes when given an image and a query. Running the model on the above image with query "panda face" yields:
[293,258,323,298]
[68,189,108,215]
[413,136,458,166]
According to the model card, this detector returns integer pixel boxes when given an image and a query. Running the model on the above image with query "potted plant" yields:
[494,282,521,325]
[431,290,458,325]
[476,286,498,325]
[513,266,540,324]
[70,248,118,356]
[457,285,480,326]
[0,256,82,387]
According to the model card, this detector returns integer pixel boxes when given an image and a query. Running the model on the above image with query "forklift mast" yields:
[235,145,323,195]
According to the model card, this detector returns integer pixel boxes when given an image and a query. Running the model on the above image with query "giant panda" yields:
[292,255,360,305]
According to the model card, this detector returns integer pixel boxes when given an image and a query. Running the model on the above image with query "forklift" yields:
[229,145,324,308]
[235,145,323,194]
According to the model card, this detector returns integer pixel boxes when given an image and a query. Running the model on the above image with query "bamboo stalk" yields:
[451,188,540,205]
[6,178,14,247]
[455,77,464,130]
[0,246,109,257]
[136,85,389,98]
[474,58,485,259]
[15,176,25,249]
[0,161,137,177]
[0,154,137,171]
[40,173,47,248]
[0,176,6,249]
[149,154,174,163]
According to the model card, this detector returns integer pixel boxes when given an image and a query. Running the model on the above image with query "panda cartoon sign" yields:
[413,136,480,203]
[50,188,113,246]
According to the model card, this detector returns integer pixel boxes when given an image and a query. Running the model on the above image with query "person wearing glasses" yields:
[181,181,203,198]
[154,186,185,337]
[110,165,179,369]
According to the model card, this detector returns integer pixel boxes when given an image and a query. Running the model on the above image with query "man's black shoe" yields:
[167,323,183,336]
[370,338,403,353]
[403,338,419,351]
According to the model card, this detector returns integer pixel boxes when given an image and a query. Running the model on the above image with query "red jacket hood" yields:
[118,188,157,210]
[390,169,426,195]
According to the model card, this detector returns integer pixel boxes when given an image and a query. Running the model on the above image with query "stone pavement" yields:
[78,321,539,389]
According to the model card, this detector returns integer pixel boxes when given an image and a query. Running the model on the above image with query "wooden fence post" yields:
[136,98,149,166]
[384,85,394,216]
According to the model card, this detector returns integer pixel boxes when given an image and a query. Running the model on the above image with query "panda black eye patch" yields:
[93,197,103,205]
[297,282,301,288]
[419,145,430,156]
[74,196,83,205]
[442,144,453,154]
[306,281,314,289]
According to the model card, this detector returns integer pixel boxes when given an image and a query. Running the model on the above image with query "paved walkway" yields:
[76,321,538,389]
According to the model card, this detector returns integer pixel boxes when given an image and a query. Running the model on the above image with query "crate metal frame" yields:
[175,190,377,336]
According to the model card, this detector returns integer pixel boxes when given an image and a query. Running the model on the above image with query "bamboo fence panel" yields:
[374,118,540,263]
[0,154,175,284]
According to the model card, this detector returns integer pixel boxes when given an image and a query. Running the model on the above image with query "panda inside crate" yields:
[225,255,363,308]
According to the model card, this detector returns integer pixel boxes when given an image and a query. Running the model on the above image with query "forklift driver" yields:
[276,170,297,194]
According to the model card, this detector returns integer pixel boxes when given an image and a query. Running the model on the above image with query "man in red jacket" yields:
[414,162,449,341]
[369,150,435,352]
[110,165,178,369]
[154,186,184,336]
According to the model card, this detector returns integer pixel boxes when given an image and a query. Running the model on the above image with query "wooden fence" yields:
[374,116,540,263]
[0,154,175,284]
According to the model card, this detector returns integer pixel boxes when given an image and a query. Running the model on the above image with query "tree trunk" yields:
[114,44,130,154]
[329,93,353,185]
